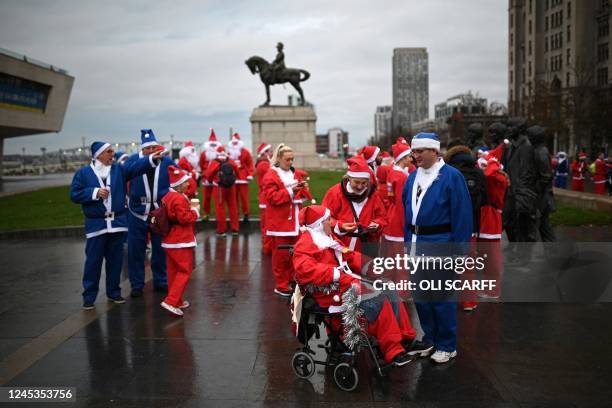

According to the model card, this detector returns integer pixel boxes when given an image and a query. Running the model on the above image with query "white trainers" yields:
[179,300,190,309]
[430,350,457,363]
[160,301,184,317]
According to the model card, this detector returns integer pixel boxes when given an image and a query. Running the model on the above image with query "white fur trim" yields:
[365,147,381,163]
[395,148,411,163]
[258,144,272,156]
[411,138,440,151]
[305,208,330,229]
[171,173,192,188]
[141,141,159,148]
[92,188,100,200]
[93,143,111,159]
[383,234,404,242]
[161,241,197,248]
[347,171,370,179]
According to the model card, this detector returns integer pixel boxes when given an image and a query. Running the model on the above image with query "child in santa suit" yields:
[227,132,254,221]
[199,129,220,219]
[255,143,273,254]
[177,141,199,199]
[262,143,304,297]
[205,146,240,236]
[160,166,200,317]
[322,156,386,253]
[292,205,413,366]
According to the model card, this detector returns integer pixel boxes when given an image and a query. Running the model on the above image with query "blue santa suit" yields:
[402,158,473,352]
[70,150,157,303]
[125,129,175,291]
[554,156,569,189]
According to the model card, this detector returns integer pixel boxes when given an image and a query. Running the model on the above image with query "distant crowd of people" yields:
[552,149,612,196]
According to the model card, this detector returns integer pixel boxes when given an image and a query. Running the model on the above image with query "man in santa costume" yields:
[205,146,240,236]
[592,152,607,195]
[70,141,162,309]
[199,129,221,219]
[255,142,273,254]
[554,152,569,189]
[402,132,473,363]
[382,143,413,244]
[159,165,200,317]
[177,141,199,199]
[292,205,414,367]
[321,156,386,254]
[571,152,587,192]
[262,143,305,297]
[376,151,394,210]
[360,145,382,178]
[227,132,254,222]
[125,129,176,298]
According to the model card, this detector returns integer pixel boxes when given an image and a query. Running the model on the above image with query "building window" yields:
[529,41,532,56]
[529,20,532,35]
[597,67,609,86]
[529,0,533,12]
[567,48,571,65]
[598,43,610,62]
[546,0,549,10]
[566,72,570,87]
[529,61,532,77]
[545,16,549,31]
[599,20,610,38]
[510,51,514,64]
[567,1,571,18]
[545,36,548,52]
[510,33,514,46]
[510,13,514,28]
[567,25,571,42]
[510,70,514,84]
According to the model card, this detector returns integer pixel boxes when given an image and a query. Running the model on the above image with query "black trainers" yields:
[130,288,143,298]
[108,296,126,304]
[406,340,435,357]
[83,302,95,310]
[392,352,414,367]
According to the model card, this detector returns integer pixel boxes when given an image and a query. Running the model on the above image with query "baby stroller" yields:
[280,244,410,392]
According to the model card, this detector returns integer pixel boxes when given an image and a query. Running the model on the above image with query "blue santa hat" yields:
[477,146,490,156]
[411,133,440,151]
[91,141,111,160]
[140,129,159,148]
[114,151,128,162]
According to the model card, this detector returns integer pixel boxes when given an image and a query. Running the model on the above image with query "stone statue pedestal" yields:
[250,106,321,169]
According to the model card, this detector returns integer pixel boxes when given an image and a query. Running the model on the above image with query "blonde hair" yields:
[273,143,293,166]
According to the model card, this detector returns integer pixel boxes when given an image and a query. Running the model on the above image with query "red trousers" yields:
[163,247,194,308]
[270,235,297,291]
[201,185,213,216]
[571,178,584,192]
[367,299,406,363]
[593,177,607,195]
[213,186,239,234]
[236,183,250,216]
[260,206,273,254]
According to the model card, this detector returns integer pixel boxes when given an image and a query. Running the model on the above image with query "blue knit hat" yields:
[411,133,440,151]
[140,129,159,148]
[91,141,111,159]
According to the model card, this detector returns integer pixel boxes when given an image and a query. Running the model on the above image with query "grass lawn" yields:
[0,170,347,232]
[1,171,610,231]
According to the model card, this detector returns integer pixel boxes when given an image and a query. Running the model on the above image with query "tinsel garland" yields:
[342,283,364,350]
[305,282,339,295]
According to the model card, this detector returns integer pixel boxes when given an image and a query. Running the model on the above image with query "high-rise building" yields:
[374,105,392,139]
[508,0,611,152]
[392,48,429,131]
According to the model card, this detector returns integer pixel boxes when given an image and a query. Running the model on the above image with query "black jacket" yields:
[502,134,537,215]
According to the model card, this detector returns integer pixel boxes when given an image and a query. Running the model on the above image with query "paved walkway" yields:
[0,229,611,406]
[0,173,73,197]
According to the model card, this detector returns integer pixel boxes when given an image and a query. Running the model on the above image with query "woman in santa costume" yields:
[227,132,254,222]
[177,140,200,199]
[321,156,386,254]
[199,129,221,219]
[160,165,200,317]
[205,146,240,236]
[592,152,607,195]
[571,152,587,192]
[255,142,273,254]
[292,205,413,366]
[262,143,305,297]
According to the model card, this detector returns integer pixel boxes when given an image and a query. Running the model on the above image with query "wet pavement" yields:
[0,174,73,196]
[0,228,611,407]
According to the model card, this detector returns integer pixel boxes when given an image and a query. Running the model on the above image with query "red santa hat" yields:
[299,205,330,228]
[232,132,241,141]
[397,136,408,145]
[392,143,411,162]
[216,145,227,159]
[381,151,391,159]
[579,152,587,160]
[208,129,218,142]
[184,140,194,148]
[346,156,372,179]
[168,165,191,188]
[360,145,381,164]
[257,143,272,157]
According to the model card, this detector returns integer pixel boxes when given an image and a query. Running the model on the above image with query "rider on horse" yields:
[270,42,286,83]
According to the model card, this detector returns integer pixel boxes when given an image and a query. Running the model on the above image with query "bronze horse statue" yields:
[245,56,310,106]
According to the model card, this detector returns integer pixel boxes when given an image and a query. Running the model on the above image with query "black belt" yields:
[409,223,451,235]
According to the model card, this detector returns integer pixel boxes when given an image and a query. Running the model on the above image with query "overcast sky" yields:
[1,0,508,155]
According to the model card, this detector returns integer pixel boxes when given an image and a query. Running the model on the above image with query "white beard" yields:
[346,182,367,195]
[187,152,199,169]
[228,143,242,161]
[205,147,218,162]
[306,224,345,251]
[94,159,111,180]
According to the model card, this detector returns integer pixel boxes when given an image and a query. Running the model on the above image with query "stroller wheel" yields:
[292,351,315,379]
[333,363,359,392]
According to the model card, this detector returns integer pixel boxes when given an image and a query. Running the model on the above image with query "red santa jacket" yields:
[571,160,586,181]
[321,179,387,251]
[293,231,362,308]
[293,169,314,205]
[376,164,392,209]
[160,189,198,248]
[382,165,409,241]
[593,158,607,183]
[261,167,300,236]
[255,158,271,208]
[205,158,240,186]
[479,157,509,239]
[228,148,254,183]
[177,157,198,198]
